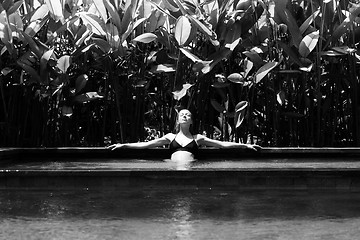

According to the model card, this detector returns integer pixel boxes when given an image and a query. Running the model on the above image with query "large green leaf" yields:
[75,25,91,47]
[179,48,202,62]
[75,74,88,94]
[299,62,313,72]
[133,32,157,43]
[276,40,303,66]
[92,0,107,23]
[30,4,49,22]
[227,73,244,84]
[77,12,106,36]
[275,6,302,48]
[187,15,219,46]
[243,51,264,67]
[192,60,213,74]
[332,46,356,55]
[175,16,192,46]
[57,55,71,73]
[93,37,111,52]
[103,0,122,33]
[121,17,147,43]
[25,17,48,37]
[192,48,231,74]
[324,7,360,48]
[203,0,219,29]
[106,23,120,48]
[276,90,286,106]
[121,0,139,36]
[219,0,235,14]
[255,61,278,83]
[236,0,251,10]
[17,61,41,83]
[238,4,264,38]
[244,59,253,77]
[172,0,190,15]
[150,64,176,73]
[40,48,55,83]
[8,11,23,35]
[17,50,36,66]
[163,0,179,12]
[224,20,241,51]
[0,6,13,53]
[2,0,13,11]
[0,67,13,76]
[61,106,73,117]
[299,9,320,34]
[172,83,193,100]
[74,92,104,103]
[146,9,167,32]
[234,101,248,128]
[45,0,64,22]
[299,30,319,57]
[147,0,176,22]
[8,0,24,15]
[22,31,42,58]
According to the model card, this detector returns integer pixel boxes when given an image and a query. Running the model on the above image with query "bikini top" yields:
[169,135,199,155]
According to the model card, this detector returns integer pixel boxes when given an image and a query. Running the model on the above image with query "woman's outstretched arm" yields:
[195,134,261,151]
[107,133,173,150]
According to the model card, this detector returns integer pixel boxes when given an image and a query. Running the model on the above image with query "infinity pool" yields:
[1,188,360,240]
[1,148,360,239]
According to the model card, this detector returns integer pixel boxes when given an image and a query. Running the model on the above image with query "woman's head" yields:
[174,109,193,132]
[177,109,193,124]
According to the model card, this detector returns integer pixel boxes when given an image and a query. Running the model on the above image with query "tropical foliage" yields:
[1,0,360,147]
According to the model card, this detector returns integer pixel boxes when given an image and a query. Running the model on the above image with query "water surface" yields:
[0,189,360,240]
[6,158,360,171]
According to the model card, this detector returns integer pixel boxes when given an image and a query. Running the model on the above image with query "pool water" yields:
[1,188,360,240]
[7,158,360,170]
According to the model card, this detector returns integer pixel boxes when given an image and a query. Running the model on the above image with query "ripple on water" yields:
[1,189,360,239]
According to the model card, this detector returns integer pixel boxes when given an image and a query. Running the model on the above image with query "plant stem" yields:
[0,77,8,121]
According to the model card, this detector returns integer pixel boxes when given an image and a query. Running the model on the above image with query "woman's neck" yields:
[178,125,192,136]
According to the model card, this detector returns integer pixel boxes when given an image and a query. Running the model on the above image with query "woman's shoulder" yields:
[164,133,176,140]
[194,134,206,141]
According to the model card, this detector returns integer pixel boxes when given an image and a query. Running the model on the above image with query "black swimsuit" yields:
[169,135,199,155]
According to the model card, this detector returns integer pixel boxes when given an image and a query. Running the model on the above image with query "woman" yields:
[107,109,261,161]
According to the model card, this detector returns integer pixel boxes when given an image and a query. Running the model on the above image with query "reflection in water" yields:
[2,189,360,239]
[170,196,193,239]
[164,159,194,170]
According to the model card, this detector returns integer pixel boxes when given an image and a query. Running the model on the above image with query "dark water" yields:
[6,158,360,171]
[1,188,360,240]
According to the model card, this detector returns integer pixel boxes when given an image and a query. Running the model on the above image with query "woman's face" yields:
[178,109,192,125]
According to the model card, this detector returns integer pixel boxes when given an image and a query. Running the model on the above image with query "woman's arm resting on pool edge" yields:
[107,134,172,150]
[196,135,261,151]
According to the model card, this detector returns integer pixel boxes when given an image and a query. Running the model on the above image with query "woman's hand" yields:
[106,143,126,151]
[244,144,262,151]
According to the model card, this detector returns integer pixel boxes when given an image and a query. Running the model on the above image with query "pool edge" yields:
[1,147,360,191]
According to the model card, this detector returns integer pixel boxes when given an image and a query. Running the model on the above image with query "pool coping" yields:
[0,167,359,191]
[2,147,360,171]
[1,147,360,190]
